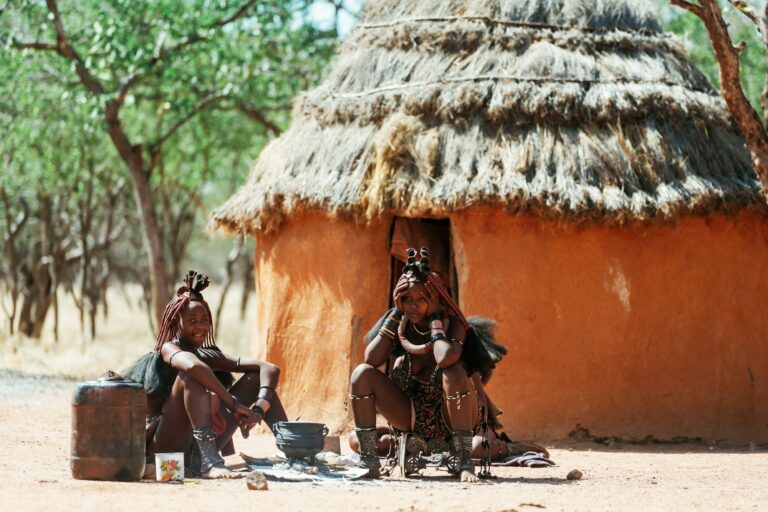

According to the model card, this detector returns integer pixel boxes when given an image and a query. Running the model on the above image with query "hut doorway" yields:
[389,217,458,304]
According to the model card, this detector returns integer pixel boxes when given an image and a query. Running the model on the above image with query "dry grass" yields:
[211,0,761,235]
[0,283,254,379]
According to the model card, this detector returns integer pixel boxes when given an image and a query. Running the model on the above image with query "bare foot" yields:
[460,469,480,483]
[203,464,244,479]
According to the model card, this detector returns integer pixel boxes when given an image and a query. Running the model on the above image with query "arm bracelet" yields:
[255,397,271,413]
[258,385,275,401]
[386,314,402,324]
[431,332,447,342]
[378,326,396,339]
[383,317,401,331]
[227,395,240,413]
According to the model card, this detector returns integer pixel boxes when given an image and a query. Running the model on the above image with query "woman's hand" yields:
[392,274,409,312]
[234,403,261,439]
[240,408,263,439]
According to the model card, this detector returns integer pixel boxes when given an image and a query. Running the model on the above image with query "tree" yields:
[5,0,337,325]
[669,0,768,195]
[0,42,132,340]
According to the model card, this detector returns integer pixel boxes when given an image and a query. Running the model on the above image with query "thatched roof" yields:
[213,0,761,234]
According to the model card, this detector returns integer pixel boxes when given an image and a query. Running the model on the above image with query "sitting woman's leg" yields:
[215,370,288,451]
[349,363,411,476]
[348,426,394,457]
[471,428,507,460]
[442,362,480,482]
[152,372,241,479]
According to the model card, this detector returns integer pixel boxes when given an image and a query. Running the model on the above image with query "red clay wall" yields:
[252,212,390,432]
[452,209,768,443]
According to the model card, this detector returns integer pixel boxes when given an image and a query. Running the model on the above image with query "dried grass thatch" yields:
[213,0,761,234]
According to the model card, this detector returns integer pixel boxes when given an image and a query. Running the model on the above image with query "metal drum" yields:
[71,372,146,481]
[273,421,328,459]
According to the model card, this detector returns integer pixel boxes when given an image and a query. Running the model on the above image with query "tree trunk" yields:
[761,4,768,127]
[30,293,52,339]
[105,105,169,325]
[672,0,768,194]
[17,292,33,337]
[0,186,20,335]
[34,190,55,340]
[18,241,51,338]
[216,238,245,327]
[78,173,92,341]
[240,247,254,321]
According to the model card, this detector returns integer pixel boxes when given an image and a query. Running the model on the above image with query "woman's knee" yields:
[241,370,260,384]
[350,363,377,387]
[441,362,467,387]
[177,370,205,393]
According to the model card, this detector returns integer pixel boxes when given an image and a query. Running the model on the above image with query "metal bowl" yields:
[272,421,328,459]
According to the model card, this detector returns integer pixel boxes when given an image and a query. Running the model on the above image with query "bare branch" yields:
[670,0,768,193]
[43,0,105,94]
[12,40,58,51]
[237,103,282,137]
[762,3,768,125]
[149,94,228,164]
[761,4,768,48]
[157,0,259,59]
[107,0,258,113]
[112,73,143,112]
[670,0,705,16]
[727,0,761,26]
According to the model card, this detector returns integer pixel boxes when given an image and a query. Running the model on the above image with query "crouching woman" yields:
[124,270,288,478]
[349,248,506,483]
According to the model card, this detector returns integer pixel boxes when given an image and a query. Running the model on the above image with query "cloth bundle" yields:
[493,451,556,468]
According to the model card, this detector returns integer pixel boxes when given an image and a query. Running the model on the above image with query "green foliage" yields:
[1,0,344,270]
[0,1,352,335]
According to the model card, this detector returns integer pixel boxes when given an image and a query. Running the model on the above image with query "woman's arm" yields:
[208,355,281,391]
[364,332,395,367]
[434,315,466,368]
[160,342,239,410]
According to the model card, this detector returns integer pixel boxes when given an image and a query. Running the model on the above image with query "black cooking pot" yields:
[272,421,329,459]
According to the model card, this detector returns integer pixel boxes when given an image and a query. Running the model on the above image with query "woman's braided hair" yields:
[153,270,215,351]
[402,247,430,281]
[402,247,468,330]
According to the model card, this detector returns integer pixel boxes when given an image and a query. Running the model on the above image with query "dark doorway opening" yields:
[388,217,458,306]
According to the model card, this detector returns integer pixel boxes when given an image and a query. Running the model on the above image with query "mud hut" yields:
[213,0,768,442]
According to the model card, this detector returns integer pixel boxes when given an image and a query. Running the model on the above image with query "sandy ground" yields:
[2,289,767,511]
[1,370,767,512]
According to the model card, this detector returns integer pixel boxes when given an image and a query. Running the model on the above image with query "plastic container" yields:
[155,452,184,482]
[71,372,146,481]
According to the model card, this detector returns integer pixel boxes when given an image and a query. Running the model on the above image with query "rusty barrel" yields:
[71,373,146,481]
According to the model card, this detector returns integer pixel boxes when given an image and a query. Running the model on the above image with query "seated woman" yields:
[124,270,288,478]
[349,248,512,483]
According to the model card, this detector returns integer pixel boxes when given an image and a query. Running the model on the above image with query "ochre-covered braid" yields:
[153,270,215,351]
[426,272,468,331]
[401,246,468,331]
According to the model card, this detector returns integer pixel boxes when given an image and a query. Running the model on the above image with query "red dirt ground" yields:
[2,370,767,512]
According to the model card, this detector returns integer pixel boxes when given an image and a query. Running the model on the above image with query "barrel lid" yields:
[98,370,125,382]
[73,371,143,390]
